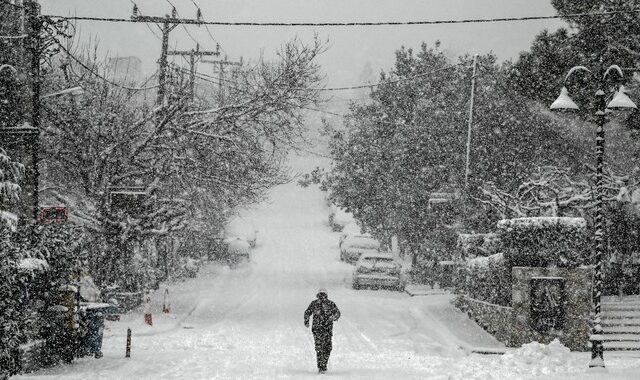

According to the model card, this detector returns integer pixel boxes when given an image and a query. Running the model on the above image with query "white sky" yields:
[39,0,565,88]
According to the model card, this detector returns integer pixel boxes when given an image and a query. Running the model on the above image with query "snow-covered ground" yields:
[16,155,640,379]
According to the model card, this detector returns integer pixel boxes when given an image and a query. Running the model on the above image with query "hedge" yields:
[454,253,511,306]
[498,217,589,268]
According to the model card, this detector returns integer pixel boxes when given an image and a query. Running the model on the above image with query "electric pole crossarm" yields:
[167,45,220,101]
[168,50,220,56]
[132,15,194,25]
[201,59,242,66]
[201,58,242,105]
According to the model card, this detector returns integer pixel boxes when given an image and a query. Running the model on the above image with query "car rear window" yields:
[347,237,380,249]
[361,257,396,268]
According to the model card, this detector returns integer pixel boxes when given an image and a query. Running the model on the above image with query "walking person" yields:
[304,288,341,374]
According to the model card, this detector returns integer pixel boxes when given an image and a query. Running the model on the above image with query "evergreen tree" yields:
[322,43,587,257]
[509,1,640,120]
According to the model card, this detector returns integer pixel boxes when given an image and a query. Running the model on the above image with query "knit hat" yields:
[317,288,328,297]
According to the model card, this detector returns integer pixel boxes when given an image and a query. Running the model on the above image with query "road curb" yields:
[404,285,449,297]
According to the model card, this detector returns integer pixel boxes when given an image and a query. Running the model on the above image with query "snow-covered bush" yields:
[0,223,22,376]
[0,146,23,211]
[498,217,589,268]
[455,252,511,306]
[456,232,501,259]
[0,222,87,374]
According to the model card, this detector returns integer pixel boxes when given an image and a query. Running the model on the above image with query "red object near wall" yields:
[38,206,68,223]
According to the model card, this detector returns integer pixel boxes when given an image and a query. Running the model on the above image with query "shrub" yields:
[498,217,589,268]
[454,253,511,306]
[456,232,501,260]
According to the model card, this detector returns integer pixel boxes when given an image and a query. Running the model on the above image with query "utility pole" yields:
[25,0,41,222]
[168,43,219,101]
[464,54,478,190]
[132,6,223,105]
[131,7,179,106]
[157,16,176,106]
[202,56,242,104]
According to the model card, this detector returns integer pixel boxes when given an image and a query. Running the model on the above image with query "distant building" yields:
[107,56,142,83]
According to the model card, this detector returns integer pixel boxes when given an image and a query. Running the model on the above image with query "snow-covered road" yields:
[17,156,640,379]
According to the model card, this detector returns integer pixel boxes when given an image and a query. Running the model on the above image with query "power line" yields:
[50,35,163,91]
[189,0,228,57]
[172,65,245,92]
[189,59,463,92]
[304,106,413,128]
[43,9,640,27]
[304,106,343,118]
[312,63,464,91]
[165,0,201,47]
[185,58,464,93]
[129,1,162,40]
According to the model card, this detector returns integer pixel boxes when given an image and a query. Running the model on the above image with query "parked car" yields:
[340,235,380,263]
[225,217,258,247]
[352,252,406,291]
[338,223,365,245]
[226,238,251,268]
[184,258,200,278]
[329,205,355,232]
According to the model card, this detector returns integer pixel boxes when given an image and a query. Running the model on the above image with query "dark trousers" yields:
[313,330,332,370]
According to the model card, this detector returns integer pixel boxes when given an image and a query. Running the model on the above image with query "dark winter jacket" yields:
[304,299,341,334]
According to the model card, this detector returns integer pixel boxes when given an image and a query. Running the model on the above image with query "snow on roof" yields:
[497,217,586,230]
[18,258,49,272]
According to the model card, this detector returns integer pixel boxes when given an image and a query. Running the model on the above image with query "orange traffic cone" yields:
[143,296,153,326]
[163,289,170,314]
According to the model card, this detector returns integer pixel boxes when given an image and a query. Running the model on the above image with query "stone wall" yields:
[510,266,592,351]
[455,266,593,351]
[455,295,516,345]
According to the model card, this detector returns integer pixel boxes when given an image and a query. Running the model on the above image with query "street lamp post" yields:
[0,83,84,224]
[550,65,637,368]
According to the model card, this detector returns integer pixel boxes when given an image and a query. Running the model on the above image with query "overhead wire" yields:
[165,0,201,48]
[310,63,465,91]
[128,1,162,40]
[180,59,464,92]
[49,33,163,91]
[174,62,434,156]
[44,8,640,27]
[189,0,229,58]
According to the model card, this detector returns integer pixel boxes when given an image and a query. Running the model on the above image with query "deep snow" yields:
[15,156,640,380]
